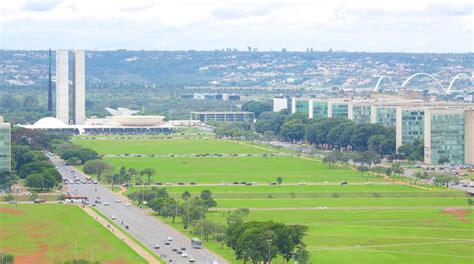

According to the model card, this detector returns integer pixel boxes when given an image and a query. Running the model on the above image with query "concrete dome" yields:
[33,117,67,128]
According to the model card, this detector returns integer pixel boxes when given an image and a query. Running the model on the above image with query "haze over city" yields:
[1,0,472,52]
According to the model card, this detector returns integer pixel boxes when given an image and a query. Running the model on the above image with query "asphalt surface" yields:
[48,154,227,264]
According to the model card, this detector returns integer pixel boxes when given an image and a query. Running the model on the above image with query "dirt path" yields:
[80,205,160,263]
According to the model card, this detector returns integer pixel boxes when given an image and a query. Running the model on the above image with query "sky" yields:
[0,0,472,52]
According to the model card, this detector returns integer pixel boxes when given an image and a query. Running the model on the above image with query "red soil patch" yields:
[441,208,470,223]
[0,208,24,216]
[14,242,48,264]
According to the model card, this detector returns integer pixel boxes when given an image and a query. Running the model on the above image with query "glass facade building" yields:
[352,105,371,124]
[400,110,424,146]
[295,100,310,115]
[312,101,328,118]
[331,103,349,119]
[375,107,397,128]
[0,118,11,172]
[425,111,465,164]
[190,112,255,122]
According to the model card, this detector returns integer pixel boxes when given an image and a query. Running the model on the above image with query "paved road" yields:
[48,154,227,264]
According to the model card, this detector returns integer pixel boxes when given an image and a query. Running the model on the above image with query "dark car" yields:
[340,181,348,186]
[34,199,45,204]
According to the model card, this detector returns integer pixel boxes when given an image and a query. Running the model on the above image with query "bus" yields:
[191,238,202,249]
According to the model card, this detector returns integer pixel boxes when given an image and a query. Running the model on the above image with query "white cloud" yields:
[0,0,472,52]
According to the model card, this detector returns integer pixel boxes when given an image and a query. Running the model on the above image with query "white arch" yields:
[447,73,472,93]
[373,76,396,92]
[401,73,446,94]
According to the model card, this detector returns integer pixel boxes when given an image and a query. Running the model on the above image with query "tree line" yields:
[0,128,65,191]
[127,187,309,263]
[218,101,424,161]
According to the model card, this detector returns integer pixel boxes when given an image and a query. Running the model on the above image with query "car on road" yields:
[125,203,131,207]
[167,236,173,241]
[154,243,160,249]
[188,256,195,262]
[34,199,45,204]
[164,240,170,245]
[180,246,186,250]
[181,251,188,258]
[115,199,121,203]
[8,200,17,204]
[104,202,110,206]
[111,216,116,220]
[171,246,177,251]
[176,248,182,254]
[317,206,327,210]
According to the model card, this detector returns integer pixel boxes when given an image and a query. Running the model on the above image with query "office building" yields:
[56,50,69,124]
[0,116,11,172]
[73,50,86,125]
[281,96,474,164]
[190,111,255,122]
[55,50,86,125]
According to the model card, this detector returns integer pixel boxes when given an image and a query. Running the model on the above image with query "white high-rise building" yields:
[56,50,69,124]
[73,50,86,125]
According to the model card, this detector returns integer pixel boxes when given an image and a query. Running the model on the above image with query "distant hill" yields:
[0,50,472,89]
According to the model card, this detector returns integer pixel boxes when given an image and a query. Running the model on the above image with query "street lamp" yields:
[266,239,272,264]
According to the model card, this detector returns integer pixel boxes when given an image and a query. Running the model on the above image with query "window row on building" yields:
[274,97,474,165]
[0,116,11,172]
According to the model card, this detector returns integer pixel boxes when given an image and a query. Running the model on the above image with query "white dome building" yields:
[32,117,67,128]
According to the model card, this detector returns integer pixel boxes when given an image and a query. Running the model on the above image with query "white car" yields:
[115,200,121,203]
[125,203,131,207]
[104,202,110,206]
[317,206,328,210]
[167,236,173,241]
[188,257,195,263]
[111,216,116,220]
[181,251,188,258]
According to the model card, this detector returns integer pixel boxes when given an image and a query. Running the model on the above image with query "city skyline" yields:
[1,0,472,52]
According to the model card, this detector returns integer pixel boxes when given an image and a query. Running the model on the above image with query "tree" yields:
[0,253,14,264]
[0,171,18,190]
[83,160,112,182]
[25,173,44,191]
[280,119,305,142]
[227,208,250,227]
[413,172,429,185]
[466,198,473,209]
[433,174,457,188]
[200,190,217,209]
[438,156,450,164]
[140,168,156,184]
[276,177,283,186]
[357,165,369,177]
[193,219,225,241]
[294,245,311,264]
[182,191,191,201]
[242,101,272,118]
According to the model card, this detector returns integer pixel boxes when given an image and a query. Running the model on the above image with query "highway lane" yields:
[49,154,227,264]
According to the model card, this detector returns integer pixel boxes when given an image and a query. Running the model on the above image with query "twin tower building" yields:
[56,50,85,125]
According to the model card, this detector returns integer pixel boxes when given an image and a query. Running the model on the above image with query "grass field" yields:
[74,139,273,155]
[72,136,474,263]
[0,204,145,263]
[160,208,474,264]
[104,156,383,183]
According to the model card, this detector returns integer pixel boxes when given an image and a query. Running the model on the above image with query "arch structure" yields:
[373,76,396,92]
[401,73,447,94]
[447,73,472,93]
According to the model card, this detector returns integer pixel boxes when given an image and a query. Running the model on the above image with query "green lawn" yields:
[0,204,145,263]
[104,156,384,183]
[161,209,474,264]
[74,139,272,155]
[69,137,474,263]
